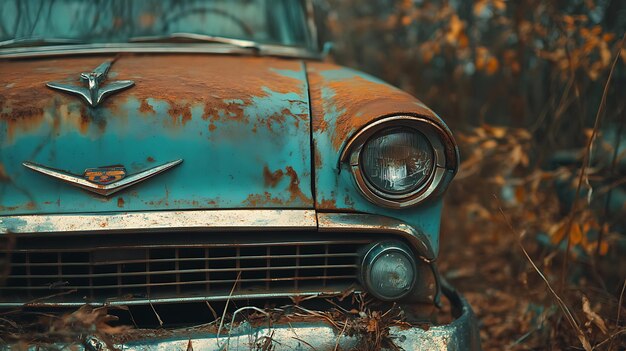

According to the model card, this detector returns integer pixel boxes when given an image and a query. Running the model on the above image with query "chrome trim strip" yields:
[0,43,321,60]
[317,212,436,261]
[0,209,317,234]
[0,210,430,257]
[339,115,458,209]
[129,33,260,50]
[22,159,183,196]
[0,289,352,308]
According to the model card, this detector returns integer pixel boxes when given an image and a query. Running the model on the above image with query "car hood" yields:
[0,55,313,215]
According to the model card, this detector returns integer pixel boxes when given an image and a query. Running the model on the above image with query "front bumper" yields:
[76,280,480,351]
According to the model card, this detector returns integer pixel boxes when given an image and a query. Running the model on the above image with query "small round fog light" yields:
[361,242,417,301]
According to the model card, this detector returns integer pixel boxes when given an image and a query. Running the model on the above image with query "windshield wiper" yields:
[129,32,260,52]
[0,37,85,48]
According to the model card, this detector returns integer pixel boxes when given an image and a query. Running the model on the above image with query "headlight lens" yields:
[361,128,434,194]
[361,241,417,300]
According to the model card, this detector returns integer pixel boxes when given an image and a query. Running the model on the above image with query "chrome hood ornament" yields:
[23,159,182,196]
[46,60,134,107]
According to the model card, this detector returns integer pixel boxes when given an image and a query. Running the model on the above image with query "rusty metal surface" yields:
[317,212,435,261]
[0,55,313,215]
[14,281,479,350]
[0,209,316,234]
[306,62,454,154]
[391,279,482,351]
[307,61,459,255]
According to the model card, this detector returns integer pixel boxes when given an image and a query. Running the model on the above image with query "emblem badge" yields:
[46,60,134,107]
[23,159,183,196]
[84,166,126,185]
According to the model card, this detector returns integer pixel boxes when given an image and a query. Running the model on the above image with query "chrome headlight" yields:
[361,128,434,194]
[360,241,417,301]
[341,115,458,208]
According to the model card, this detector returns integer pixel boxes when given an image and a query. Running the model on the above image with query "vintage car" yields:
[0,0,480,349]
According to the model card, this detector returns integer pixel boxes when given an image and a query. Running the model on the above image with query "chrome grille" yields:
[0,232,371,304]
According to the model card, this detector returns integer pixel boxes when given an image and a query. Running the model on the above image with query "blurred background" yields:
[315,0,625,349]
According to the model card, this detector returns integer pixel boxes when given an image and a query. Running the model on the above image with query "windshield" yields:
[0,0,313,49]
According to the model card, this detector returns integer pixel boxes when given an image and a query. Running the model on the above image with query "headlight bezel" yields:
[341,115,457,208]
[360,126,437,198]
[360,241,418,301]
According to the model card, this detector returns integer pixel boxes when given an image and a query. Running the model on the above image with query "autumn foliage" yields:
[321,0,625,349]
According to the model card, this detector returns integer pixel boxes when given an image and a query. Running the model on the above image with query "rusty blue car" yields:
[0,0,480,349]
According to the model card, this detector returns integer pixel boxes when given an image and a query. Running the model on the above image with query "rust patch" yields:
[0,106,45,140]
[139,99,156,114]
[0,55,306,139]
[314,146,323,169]
[285,166,311,203]
[145,199,165,206]
[107,55,304,130]
[202,100,246,122]
[170,199,202,207]
[243,192,284,207]
[306,62,440,151]
[264,111,286,131]
[117,197,125,208]
[319,198,337,209]
[0,164,10,182]
[265,108,307,131]
[0,201,36,211]
[167,103,192,125]
[0,57,108,140]
[263,166,284,188]
[146,156,155,163]
[78,106,90,134]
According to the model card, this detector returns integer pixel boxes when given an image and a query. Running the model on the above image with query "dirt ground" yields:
[439,197,625,351]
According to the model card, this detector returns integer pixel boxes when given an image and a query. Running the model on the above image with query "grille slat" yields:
[0,240,372,253]
[0,275,357,290]
[6,264,358,279]
[1,233,370,303]
[7,253,359,267]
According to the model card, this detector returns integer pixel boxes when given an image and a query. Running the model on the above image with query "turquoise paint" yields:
[0,69,312,215]
[311,67,449,256]
[1,56,450,257]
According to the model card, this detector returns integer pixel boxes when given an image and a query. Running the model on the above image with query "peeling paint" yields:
[307,62,444,152]
[243,192,285,207]
[139,98,156,114]
[263,166,284,188]
[285,166,311,203]
[0,55,313,215]
[306,62,454,255]
[319,198,337,209]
